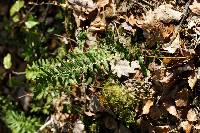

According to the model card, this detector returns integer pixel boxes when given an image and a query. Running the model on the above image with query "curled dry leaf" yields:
[189,0,200,15]
[187,108,198,122]
[142,22,175,48]
[142,99,154,114]
[180,121,192,133]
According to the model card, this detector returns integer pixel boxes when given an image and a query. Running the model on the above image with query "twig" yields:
[12,71,26,75]
[37,117,53,133]
[18,94,32,99]
[54,34,78,44]
[140,0,154,9]
[146,56,188,59]
[28,1,59,6]
[164,0,192,47]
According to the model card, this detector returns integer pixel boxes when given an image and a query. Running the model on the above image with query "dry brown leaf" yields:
[163,100,179,118]
[144,4,182,24]
[121,22,133,31]
[84,111,95,116]
[188,75,197,89]
[110,60,141,77]
[187,108,198,122]
[142,100,154,114]
[163,33,181,53]
[73,120,85,133]
[166,105,179,117]
[97,0,109,8]
[103,0,116,17]
[68,0,97,11]
[68,0,98,27]
[89,16,106,32]
[175,89,188,107]
[127,15,136,26]
[189,0,200,15]
[160,71,173,84]
[180,121,192,133]
[194,124,200,130]
[153,125,170,133]
[162,24,174,39]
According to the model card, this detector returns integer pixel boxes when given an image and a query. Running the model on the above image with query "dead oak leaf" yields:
[110,59,141,77]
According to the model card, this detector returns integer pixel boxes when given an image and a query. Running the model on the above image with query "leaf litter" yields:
[3,0,200,132]
[44,0,200,132]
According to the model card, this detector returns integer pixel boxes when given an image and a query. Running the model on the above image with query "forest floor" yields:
[0,0,200,133]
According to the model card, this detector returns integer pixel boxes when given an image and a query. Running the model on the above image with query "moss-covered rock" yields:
[101,83,138,127]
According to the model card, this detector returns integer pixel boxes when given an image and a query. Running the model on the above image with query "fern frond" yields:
[0,96,41,133]
[4,110,41,133]
[26,46,111,113]
[26,47,110,87]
